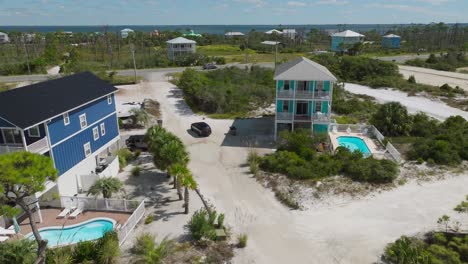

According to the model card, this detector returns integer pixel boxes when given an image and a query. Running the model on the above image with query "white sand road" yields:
[344,83,468,121]
[399,65,468,91]
[115,74,467,264]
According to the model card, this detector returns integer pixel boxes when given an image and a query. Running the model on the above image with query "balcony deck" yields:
[277,90,331,99]
[276,112,331,122]
[0,137,49,155]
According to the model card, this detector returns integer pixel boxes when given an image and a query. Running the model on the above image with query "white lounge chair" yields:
[0,236,9,242]
[0,226,16,236]
[57,207,73,219]
[68,207,83,219]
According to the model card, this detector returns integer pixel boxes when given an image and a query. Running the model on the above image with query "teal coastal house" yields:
[382,34,401,49]
[331,30,364,52]
[274,57,338,138]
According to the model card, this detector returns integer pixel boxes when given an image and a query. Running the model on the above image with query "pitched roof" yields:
[265,29,283,34]
[121,28,134,32]
[225,32,245,36]
[383,34,401,38]
[332,30,364,38]
[166,37,196,44]
[274,57,337,81]
[0,72,118,129]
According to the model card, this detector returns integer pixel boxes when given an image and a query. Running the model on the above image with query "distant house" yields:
[331,30,365,52]
[150,30,160,37]
[265,29,283,35]
[23,33,36,43]
[166,37,196,60]
[282,29,296,40]
[0,72,120,196]
[183,30,202,37]
[274,57,337,138]
[225,32,245,38]
[382,34,401,49]
[121,28,134,38]
[0,32,9,43]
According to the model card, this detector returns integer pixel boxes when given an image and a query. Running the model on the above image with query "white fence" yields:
[58,196,142,213]
[117,200,146,245]
[329,124,402,163]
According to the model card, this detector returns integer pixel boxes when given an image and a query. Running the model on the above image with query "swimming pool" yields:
[29,218,115,247]
[337,136,371,155]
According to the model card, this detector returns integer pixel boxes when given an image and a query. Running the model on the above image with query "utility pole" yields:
[130,44,137,84]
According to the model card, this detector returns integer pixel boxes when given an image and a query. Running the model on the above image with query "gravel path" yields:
[115,75,467,263]
[344,83,468,121]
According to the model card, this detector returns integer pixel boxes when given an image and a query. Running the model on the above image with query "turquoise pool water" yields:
[337,136,371,155]
[32,219,114,246]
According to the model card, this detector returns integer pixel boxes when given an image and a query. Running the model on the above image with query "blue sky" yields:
[0,0,466,25]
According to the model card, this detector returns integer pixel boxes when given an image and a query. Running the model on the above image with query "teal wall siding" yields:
[308,102,313,115]
[322,101,329,113]
[277,80,283,91]
[276,100,283,112]
[309,81,315,92]
[324,81,330,91]
[289,101,294,113]
[313,124,329,134]
[290,81,295,90]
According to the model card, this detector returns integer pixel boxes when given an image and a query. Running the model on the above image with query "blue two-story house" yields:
[0,72,121,196]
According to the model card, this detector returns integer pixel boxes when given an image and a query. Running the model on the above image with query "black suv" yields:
[203,63,217,70]
[125,135,148,150]
[190,122,212,137]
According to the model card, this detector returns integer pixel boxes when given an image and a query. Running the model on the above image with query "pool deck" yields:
[18,208,131,236]
[329,131,383,156]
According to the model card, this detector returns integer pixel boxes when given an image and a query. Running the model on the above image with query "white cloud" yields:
[287,1,307,7]
[234,0,267,8]
[413,0,450,5]
[315,0,348,5]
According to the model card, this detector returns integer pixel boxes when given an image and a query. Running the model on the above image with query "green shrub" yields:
[408,75,416,83]
[0,239,37,264]
[187,209,218,241]
[131,233,176,264]
[145,215,154,225]
[117,148,134,169]
[72,241,97,263]
[237,234,248,248]
[132,166,142,177]
[275,191,300,209]
[217,213,225,228]
[46,246,74,264]
[95,231,120,264]
[371,102,412,137]
[134,149,142,159]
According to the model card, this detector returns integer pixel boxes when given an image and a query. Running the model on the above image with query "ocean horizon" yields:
[2,23,466,35]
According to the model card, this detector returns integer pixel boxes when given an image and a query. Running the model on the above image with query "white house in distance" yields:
[0,32,9,43]
[120,28,134,38]
[166,37,197,60]
[331,30,365,52]
[282,29,296,40]
[225,31,245,38]
[265,29,283,35]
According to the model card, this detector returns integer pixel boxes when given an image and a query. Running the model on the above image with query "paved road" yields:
[0,62,274,83]
[399,65,468,91]
[375,54,432,63]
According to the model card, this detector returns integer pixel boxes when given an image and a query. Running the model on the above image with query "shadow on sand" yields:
[168,87,195,117]
[221,117,276,149]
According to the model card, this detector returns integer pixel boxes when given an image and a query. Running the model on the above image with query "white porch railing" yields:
[28,137,49,154]
[0,145,23,154]
[117,200,146,245]
[277,112,293,120]
[58,196,142,212]
[277,90,294,98]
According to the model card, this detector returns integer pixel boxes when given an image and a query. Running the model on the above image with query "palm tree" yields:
[169,163,189,201]
[129,107,150,128]
[132,233,175,264]
[179,170,197,214]
[87,177,124,199]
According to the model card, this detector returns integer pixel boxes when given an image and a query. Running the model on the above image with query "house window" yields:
[107,95,112,105]
[28,126,40,138]
[100,123,106,136]
[315,101,322,113]
[298,81,308,91]
[284,81,290,90]
[282,101,289,112]
[296,101,308,115]
[93,127,99,141]
[316,81,324,91]
[79,114,87,129]
[63,112,70,126]
[84,142,91,157]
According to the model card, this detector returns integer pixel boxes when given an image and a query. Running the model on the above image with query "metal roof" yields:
[166,37,197,44]
[274,57,337,81]
[265,29,283,34]
[383,34,401,38]
[331,30,364,38]
[225,32,245,36]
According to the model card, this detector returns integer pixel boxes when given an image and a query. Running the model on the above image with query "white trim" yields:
[83,142,91,157]
[79,114,87,129]
[100,123,106,136]
[92,127,99,141]
[51,111,116,148]
[63,112,70,126]
[107,95,112,105]
[22,91,117,131]
[44,120,56,167]
[0,116,20,129]
[28,126,41,138]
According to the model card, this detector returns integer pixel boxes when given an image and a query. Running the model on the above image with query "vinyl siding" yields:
[48,95,116,146]
[24,124,46,145]
[52,113,119,175]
